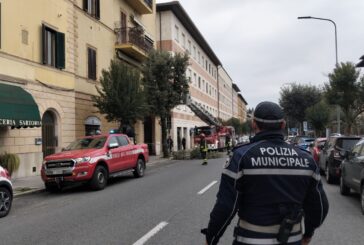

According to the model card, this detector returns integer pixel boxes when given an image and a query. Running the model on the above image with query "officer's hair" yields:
[255,120,282,130]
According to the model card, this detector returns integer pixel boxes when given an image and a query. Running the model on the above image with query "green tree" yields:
[305,100,331,137]
[324,62,364,134]
[92,60,147,133]
[142,50,189,157]
[241,119,252,135]
[224,117,242,135]
[279,83,321,133]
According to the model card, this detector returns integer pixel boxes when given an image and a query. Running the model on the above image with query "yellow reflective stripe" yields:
[222,169,243,180]
[244,168,320,180]
[236,234,302,245]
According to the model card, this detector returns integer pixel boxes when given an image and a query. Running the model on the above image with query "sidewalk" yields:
[12,155,171,197]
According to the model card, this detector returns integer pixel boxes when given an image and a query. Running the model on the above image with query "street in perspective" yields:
[2,0,364,245]
[2,158,364,244]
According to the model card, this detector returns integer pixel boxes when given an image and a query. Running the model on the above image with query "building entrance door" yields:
[42,111,57,157]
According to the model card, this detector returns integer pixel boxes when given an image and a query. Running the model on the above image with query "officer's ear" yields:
[252,120,260,132]
[280,120,286,130]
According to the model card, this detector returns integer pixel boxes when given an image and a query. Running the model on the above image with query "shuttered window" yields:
[83,0,100,19]
[0,3,2,49]
[42,24,65,69]
[88,47,97,80]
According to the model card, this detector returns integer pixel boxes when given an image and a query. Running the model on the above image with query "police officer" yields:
[200,133,208,165]
[202,101,329,245]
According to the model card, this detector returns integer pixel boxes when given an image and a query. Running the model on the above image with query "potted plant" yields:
[0,152,20,176]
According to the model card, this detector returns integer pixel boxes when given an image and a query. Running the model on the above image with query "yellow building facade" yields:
[0,0,160,178]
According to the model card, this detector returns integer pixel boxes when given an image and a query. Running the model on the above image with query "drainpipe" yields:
[159,11,162,50]
[217,65,220,119]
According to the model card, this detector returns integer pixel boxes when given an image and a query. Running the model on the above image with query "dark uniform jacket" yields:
[204,130,329,245]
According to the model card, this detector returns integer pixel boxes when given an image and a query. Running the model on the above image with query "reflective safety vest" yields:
[200,139,208,152]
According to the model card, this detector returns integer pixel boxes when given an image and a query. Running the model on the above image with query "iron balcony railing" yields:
[115,27,153,53]
[144,0,153,9]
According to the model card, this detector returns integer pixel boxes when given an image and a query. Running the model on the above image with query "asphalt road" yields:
[1,157,364,245]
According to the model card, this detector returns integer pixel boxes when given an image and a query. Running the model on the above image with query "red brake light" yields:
[0,168,10,180]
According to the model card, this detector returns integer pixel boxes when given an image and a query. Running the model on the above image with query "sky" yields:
[156,0,364,108]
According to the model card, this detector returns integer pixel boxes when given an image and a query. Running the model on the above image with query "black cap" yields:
[254,101,284,123]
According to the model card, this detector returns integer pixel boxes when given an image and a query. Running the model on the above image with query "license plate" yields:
[48,169,62,175]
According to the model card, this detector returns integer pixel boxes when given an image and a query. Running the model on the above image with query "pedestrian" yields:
[182,137,186,150]
[167,136,173,152]
[177,135,182,150]
[202,101,329,245]
[200,134,208,165]
[225,134,231,153]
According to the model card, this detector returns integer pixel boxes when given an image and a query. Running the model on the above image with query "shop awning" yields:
[0,83,41,128]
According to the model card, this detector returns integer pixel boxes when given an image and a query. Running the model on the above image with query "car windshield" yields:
[64,136,107,150]
[298,138,314,144]
[336,138,360,150]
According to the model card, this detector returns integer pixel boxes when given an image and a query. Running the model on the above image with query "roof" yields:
[157,1,221,66]
[238,93,248,105]
[356,55,364,67]
[232,83,241,92]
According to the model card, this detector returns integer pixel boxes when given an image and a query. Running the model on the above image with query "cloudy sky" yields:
[156,0,364,108]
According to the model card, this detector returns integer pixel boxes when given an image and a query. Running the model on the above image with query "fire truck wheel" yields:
[133,158,145,178]
[90,165,108,190]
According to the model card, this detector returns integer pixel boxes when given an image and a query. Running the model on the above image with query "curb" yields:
[14,188,44,198]
[13,159,175,198]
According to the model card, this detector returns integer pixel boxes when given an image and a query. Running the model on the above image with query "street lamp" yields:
[297,16,338,65]
[298,16,341,134]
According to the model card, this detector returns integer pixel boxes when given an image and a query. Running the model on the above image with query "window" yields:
[22,29,28,45]
[0,2,1,49]
[85,116,101,136]
[188,40,191,53]
[88,47,97,80]
[108,136,119,147]
[182,33,185,47]
[198,77,201,88]
[193,46,196,59]
[175,25,179,42]
[206,83,208,93]
[83,0,100,19]
[198,51,200,63]
[42,24,65,69]
[187,69,192,82]
[205,60,208,70]
[193,73,196,84]
[117,136,129,146]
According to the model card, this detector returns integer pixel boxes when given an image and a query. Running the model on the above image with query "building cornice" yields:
[157,1,221,66]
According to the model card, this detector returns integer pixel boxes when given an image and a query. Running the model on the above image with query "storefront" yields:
[0,83,41,129]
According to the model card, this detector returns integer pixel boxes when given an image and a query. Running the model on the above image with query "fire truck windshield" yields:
[64,136,107,150]
[195,126,215,136]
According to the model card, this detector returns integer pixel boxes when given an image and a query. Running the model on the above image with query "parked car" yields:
[0,166,13,218]
[41,133,149,192]
[296,137,315,151]
[312,137,327,164]
[319,136,361,184]
[340,138,364,214]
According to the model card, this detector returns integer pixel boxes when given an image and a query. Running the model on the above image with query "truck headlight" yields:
[75,157,91,164]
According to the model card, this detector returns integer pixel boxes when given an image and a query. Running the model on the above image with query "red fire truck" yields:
[193,125,235,151]
[41,133,148,192]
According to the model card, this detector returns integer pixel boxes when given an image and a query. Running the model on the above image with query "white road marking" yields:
[133,221,169,245]
[198,180,218,195]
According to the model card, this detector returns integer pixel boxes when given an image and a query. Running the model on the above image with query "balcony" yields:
[115,27,153,61]
[125,0,153,15]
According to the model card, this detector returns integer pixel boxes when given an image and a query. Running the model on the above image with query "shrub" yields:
[0,152,20,176]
